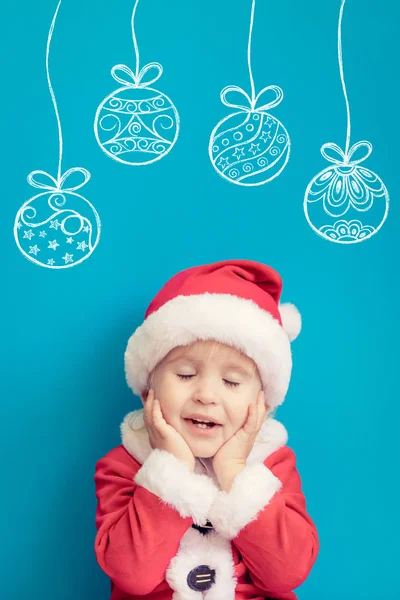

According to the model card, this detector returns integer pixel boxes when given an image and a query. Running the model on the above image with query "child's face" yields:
[141,340,264,459]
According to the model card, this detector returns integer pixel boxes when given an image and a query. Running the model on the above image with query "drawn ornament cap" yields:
[124,259,301,409]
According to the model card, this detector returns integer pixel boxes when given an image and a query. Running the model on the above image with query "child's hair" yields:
[146,339,278,420]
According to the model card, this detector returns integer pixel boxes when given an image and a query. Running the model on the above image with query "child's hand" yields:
[143,389,196,472]
[212,390,268,484]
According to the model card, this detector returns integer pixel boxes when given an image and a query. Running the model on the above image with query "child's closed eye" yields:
[176,374,240,387]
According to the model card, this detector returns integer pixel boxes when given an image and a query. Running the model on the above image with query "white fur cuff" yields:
[134,449,219,526]
[208,463,283,540]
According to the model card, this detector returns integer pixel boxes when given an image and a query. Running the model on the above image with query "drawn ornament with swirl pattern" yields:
[94,0,179,166]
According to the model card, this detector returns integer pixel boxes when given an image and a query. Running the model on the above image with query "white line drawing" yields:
[14,0,101,269]
[304,0,389,244]
[208,0,290,186]
[94,0,180,166]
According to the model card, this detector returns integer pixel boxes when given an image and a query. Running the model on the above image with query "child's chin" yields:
[191,444,221,459]
[195,451,215,459]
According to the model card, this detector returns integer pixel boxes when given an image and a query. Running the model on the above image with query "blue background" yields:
[2,0,399,598]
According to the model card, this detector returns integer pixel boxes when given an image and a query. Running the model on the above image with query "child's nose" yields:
[193,380,219,404]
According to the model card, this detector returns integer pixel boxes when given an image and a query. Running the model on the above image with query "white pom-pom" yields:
[279,303,301,342]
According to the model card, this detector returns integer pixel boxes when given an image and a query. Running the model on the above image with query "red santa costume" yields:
[94,259,320,599]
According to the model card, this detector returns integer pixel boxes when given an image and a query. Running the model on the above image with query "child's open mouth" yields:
[184,418,222,436]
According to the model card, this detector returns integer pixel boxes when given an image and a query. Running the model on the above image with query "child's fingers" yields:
[249,391,265,432]
[145,389,158,429]
[252,401,260,430]
[143,389,152,422]
[143,388,153,413]
[247,392,266,435]
[244,402,257,433]
[144,391,163,437]
[153,398,162,420]
[152,397,167,434]
[259,391,268,427]
[143,390,151,429]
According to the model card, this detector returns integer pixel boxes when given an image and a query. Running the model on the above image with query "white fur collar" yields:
[120,409,288,481]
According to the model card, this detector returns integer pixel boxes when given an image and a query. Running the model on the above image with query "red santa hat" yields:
[124,259,301,409]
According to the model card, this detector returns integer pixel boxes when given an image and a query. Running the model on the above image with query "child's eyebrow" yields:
[166,356,253,378]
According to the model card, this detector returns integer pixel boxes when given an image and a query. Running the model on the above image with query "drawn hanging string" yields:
[320,0,371,167]
[48,0,63,184]
[94,0,180,166]
[338,0,352,159]
[208,0,290,187]
[303,0,389,244]
[13,0,101,269]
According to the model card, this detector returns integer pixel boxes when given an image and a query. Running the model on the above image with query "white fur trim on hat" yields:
[125,293,300,408]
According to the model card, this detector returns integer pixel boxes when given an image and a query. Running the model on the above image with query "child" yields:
[94,259,320,599]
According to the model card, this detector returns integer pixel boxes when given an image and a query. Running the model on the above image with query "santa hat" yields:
[124,259,301,409]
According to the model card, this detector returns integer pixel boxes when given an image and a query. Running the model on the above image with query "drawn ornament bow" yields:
[111,62,163,89]
[320,141,373,166]
[219,84,284,113]
[27,168,91,193]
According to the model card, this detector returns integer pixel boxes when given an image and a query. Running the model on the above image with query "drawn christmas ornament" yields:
[14,0,101,269]
[15,169,100,268]
[209,0,290,186]
[94,0,179,166]
[304,0,389,244]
